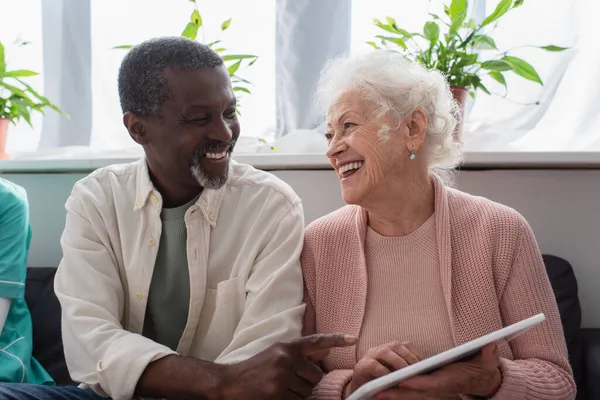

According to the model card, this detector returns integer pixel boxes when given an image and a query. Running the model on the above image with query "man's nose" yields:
[208,118,233,142]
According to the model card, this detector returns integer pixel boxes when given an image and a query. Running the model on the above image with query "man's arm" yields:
[55,192,224,400]
[216,201,306,364]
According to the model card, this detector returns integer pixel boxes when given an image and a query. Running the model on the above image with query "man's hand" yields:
[349,341,422,394]
[373,343,502,400]
[220,333,357,400]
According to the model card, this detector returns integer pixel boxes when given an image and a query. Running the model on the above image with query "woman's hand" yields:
[374,343,502,400]
[349,341,422,394]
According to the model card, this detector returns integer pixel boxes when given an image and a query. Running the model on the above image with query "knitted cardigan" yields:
[302,175,576,400]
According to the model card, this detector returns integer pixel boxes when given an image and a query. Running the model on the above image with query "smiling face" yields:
[325,90,427,206]
[126,65,240,192]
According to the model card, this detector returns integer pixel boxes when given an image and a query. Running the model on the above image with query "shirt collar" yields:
[133,158,226,226]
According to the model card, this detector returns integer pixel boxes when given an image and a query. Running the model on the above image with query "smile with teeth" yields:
[205,150,228,160]
[339,161,364,176]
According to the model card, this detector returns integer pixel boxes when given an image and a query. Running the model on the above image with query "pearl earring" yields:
[409,144,416,160]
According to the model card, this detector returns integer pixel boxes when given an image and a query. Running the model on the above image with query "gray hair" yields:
[118,36,224,117]
[316,50,463,179]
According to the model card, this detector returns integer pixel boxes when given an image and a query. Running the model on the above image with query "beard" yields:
[190,139,236,190]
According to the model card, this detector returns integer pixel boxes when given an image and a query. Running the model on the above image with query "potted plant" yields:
[0,42,67,159]
[115,0,258,106]
[369,0,567,137]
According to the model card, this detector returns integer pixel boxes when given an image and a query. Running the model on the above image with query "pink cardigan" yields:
[302,176,576,399]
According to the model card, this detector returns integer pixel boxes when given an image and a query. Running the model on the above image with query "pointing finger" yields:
[291,334,357,356]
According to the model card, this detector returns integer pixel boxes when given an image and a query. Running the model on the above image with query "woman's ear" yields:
[123,112,150,145]
[406,108,427,152]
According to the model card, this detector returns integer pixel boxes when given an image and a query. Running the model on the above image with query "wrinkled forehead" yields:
[326,90,372,124]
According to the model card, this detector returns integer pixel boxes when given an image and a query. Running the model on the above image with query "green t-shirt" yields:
[0,177,54,384]
[142,195,198,351]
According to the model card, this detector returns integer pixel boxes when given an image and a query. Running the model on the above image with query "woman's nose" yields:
[326,137,345,159]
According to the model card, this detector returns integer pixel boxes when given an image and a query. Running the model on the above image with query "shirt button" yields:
[136,199,142,206]
[148,238,156,246]
[135,292,144,300]
[209,213,216,221]
[151,195,158,204]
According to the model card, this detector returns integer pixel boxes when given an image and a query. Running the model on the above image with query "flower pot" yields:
[0,118,8,159]
[450,86,468,142]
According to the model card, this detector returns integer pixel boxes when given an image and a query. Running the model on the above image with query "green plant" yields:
[370,0,568,99]
[115,0,257,105]
[0,41,67,126]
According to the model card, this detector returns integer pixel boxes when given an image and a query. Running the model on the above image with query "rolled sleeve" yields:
[216,201,305,364]
[0,185,29,299]
[54,193,176,400]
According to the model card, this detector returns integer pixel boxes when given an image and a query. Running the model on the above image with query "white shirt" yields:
[54,159,306,400]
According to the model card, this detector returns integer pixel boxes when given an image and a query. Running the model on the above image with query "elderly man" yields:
[0,37,353,400]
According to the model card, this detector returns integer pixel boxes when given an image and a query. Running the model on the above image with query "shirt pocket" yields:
[194,276,246,361]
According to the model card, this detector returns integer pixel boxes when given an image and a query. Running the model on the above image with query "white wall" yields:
[2,168,599,327]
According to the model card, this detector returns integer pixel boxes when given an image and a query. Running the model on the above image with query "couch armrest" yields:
[582,328,600,399]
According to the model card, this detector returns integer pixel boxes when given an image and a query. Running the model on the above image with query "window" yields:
[90,0,276,151]
[0,0,44,153]
[351,0,592,151]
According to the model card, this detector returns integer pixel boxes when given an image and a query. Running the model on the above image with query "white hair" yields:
[316,50,463,181]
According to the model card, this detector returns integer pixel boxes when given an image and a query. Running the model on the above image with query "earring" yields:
[409,144,416,160]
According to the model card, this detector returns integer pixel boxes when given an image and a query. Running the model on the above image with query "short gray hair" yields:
[316,50,463,177]
[118,36,224,117]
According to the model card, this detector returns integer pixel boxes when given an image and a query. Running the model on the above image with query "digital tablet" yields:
[346,313,546,400]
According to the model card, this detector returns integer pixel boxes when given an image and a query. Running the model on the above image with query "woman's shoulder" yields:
[446,187,530,236]
[305,205,361,238]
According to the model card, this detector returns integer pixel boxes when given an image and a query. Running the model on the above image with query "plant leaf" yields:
[449,0,467,33]
[465,18,477,29]
[221,54,258,61]
[112,45,134,49]
[539,45,568,52]
[0,43,5,75]
[232,86,251,94]
[423,21,440,44]
[502,55,543,85]
[473,35,497,50]
[480,60,512,71]
[15,78,47,103]
[221,18,232,31]
[489,71,507,88]
[3,69,39,78]
[206,40,221,48]
[478,82,491,95]
[214,48,226,53]
[513,0,524,7]
[181,22,199,40]
[376,35,407,50]
[227,60,242,76]
[47,103,69,118]
[190,9,202,27]
[385,16,397,26]
[0,82,30,99]
[374,18,412,37]
[481,0,512,27]
[12,99,32,127]
[366,41,380,49]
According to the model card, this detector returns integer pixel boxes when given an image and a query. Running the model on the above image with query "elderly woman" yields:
[302,51,575,400]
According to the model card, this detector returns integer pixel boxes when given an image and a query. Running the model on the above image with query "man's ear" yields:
[123,112,150,145]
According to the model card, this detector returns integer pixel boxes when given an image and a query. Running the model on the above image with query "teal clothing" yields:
[142,195,197,351]
[0,178,53,385]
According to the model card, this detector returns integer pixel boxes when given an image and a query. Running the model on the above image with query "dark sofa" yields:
[24,255,600,397]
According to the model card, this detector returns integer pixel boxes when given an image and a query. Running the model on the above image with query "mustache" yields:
[193,139,237,158]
